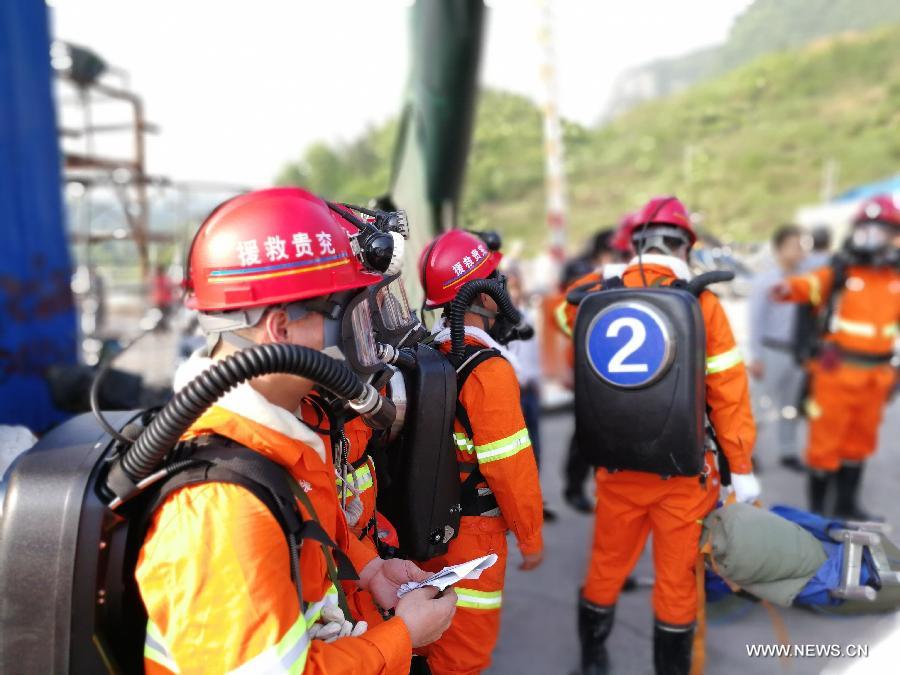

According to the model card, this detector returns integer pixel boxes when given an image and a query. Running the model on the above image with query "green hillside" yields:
[609,0,900,115]
[278,23,900,250]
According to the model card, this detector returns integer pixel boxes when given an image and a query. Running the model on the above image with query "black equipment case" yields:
[573,287,707,476]
[0,411,145,673]
[378,342,462,561]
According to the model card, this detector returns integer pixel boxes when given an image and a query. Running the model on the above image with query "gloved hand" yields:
[730,472,761,504]
[306,605,368,642]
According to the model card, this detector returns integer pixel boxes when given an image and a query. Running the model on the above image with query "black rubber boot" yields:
[807,470,833,514]
[653,621,694,675]
[578,596,614,675]
[834,463,882,521]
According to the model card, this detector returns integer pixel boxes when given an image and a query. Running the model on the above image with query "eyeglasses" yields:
[281,295,347,322]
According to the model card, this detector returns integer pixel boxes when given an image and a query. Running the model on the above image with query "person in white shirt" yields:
[747,224,807,472]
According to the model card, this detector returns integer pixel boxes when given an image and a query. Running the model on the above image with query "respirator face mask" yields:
[845,222,900,267]
[330,289,380,374]
[338,275,426,375]
[850,223,891,254]
[372,274,425,348]
[632,226,691,258]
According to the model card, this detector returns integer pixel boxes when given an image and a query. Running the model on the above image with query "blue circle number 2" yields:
[586,303,672,388]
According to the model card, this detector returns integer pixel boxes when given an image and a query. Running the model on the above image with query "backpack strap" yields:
[566,275,623,306]
[448,345,503,517]
[450,346,502,438]
[819,255,848,341]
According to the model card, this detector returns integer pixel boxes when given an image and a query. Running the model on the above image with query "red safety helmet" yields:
[611,212,637,254]
[631,195,697,247]
[853,194,900,228]
[187,187,380,313]
[418,230,502,308]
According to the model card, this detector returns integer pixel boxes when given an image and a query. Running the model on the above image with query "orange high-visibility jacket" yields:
[438,336,544,557]
[136,400,411,674]
[558,262,755,475]
[555,271,603,369]
[784,264,900,357]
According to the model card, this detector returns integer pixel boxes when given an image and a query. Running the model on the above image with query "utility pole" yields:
[821,158,839,202]
[536,0,568,266]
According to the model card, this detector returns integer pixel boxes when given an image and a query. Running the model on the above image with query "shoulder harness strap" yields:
[137,435,358,617]
[820,255,848,338]
[451,346,502,439]
[448,345,503,517]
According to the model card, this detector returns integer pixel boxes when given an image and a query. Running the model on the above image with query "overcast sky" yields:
[50,0,753,187]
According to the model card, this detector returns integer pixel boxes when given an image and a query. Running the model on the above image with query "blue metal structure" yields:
[0,0,77,432]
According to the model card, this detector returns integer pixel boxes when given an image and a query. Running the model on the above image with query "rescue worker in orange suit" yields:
[772,194,900,519]
[577,197,759,675]
[417,230,545,674]
[555,218,634,513]
[136,187,457,674]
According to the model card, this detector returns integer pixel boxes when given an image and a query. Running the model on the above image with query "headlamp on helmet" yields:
[328,202,409,277]
[467,229,502,253]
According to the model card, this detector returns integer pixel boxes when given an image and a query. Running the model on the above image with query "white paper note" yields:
[396,554,499,598]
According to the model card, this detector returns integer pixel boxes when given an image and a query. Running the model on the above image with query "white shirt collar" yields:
[627,254,693,280]
[430,317,524,379]
[173,350,326,461]
[602,263,627,279]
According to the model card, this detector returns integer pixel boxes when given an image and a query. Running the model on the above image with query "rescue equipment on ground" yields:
[0,343,390,673]
[703,504,900,608]
[569,270,734,476]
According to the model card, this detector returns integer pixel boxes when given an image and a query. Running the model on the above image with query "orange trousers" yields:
[416,516,509,675]
[582,465,718,626]
[806,364,895,471]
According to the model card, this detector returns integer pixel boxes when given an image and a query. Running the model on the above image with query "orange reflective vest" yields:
[136,400,410,674]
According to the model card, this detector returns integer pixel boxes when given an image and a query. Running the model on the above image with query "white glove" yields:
[309,606,368,642]
[730,472,761,504]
